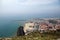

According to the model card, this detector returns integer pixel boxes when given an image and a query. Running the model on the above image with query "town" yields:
[23,18,60,35]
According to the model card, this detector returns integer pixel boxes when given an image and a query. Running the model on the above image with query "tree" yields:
[49,20,57,24]
[17,26,25,36]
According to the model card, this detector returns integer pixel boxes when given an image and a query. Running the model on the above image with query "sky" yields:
[0,0,60,18]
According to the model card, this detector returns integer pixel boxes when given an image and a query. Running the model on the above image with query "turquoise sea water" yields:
[0,20,25,37]
[0,13,60,37]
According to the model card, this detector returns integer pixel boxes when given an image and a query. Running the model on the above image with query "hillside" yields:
[12,31,60,40]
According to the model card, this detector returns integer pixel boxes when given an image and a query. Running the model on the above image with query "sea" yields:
[0,13,60,37]
[0,16,26,37]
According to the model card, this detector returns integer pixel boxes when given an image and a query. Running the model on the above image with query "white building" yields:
[23,22,35,35]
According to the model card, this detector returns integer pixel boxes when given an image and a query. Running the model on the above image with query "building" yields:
[55,24,60,31]
[23,19,60,34]
[48,23,56,31]
[39,22,48,33]
[23,22,35,35]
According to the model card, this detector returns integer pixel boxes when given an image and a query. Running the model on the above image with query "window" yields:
[49,27,52,29]
[29,26,33,28]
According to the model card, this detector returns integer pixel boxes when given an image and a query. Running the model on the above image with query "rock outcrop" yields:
[17,26,25,36]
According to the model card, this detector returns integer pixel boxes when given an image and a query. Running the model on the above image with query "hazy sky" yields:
[0,0,60,17]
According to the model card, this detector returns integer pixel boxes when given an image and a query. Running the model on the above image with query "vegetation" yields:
[12,31,60,40]
[48,20,57,24]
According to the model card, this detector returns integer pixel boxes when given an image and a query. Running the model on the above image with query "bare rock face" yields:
[17,26,25,36]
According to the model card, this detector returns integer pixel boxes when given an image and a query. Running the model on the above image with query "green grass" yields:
[11,31,60,40]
